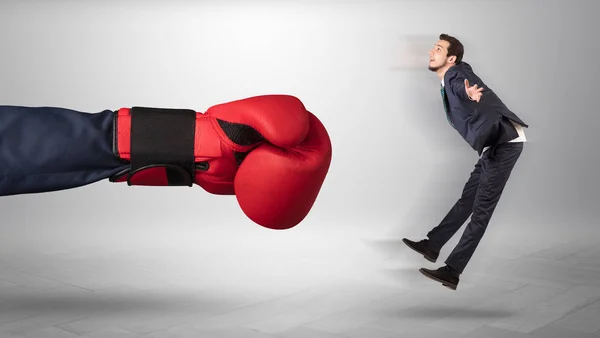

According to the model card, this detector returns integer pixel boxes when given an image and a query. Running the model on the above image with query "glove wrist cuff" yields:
[110,107,207,186]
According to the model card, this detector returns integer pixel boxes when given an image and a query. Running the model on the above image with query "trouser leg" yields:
[445,142,524,273]
[426,157,483,252]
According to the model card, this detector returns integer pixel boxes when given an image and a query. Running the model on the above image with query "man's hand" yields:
[464,79,484,102]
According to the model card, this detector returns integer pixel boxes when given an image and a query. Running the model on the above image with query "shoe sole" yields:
[402,238,437,263]
[419,268,457,290]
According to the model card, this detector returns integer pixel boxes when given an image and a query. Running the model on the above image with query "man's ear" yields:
[447,55,456,64]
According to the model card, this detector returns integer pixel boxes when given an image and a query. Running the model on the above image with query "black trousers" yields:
[426,141,524,274]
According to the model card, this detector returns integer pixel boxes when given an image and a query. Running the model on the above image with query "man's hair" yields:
[439,33,464,63]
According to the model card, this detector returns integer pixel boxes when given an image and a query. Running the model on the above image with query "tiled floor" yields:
[1,209,600,338]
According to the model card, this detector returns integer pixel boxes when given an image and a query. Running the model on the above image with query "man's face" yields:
[428,40,452,72]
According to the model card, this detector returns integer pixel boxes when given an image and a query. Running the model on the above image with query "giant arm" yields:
[0,95,332,230]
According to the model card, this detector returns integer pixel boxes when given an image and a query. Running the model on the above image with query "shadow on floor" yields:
[0,289,230,316]
[399,306,513,319]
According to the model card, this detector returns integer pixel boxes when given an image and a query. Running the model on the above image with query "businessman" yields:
[402,34,528,290]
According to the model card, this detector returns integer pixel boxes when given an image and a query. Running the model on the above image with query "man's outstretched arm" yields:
[447,73,484,102]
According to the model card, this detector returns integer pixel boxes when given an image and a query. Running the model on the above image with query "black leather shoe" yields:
[402,238,439,263]
[419,265,460,290]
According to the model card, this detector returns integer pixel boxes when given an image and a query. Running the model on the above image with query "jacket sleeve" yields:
[446,70,473,102]
[0,105,127,197]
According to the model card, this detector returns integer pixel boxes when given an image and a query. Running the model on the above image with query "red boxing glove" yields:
[110,95,332,230]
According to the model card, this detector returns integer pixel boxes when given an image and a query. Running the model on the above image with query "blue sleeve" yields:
[0,105,128,196]
[446,71,473,102]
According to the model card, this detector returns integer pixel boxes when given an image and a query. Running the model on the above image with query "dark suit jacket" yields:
[442,61,528,155]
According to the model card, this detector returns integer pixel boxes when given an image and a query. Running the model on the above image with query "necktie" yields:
[440,86,454,127]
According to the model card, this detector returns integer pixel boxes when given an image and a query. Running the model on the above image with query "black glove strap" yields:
[129,106,196,186]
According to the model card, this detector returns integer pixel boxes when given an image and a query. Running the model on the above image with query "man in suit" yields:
[402,34,528,290]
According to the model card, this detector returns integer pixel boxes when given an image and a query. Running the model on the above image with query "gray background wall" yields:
[0,0,597,257]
